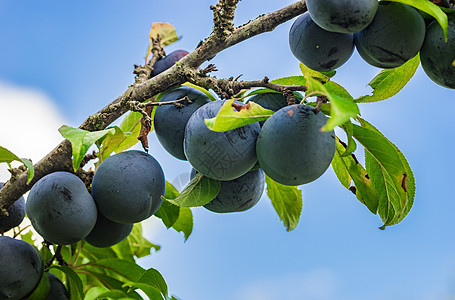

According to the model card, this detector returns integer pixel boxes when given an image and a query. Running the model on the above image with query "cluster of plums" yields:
[289,0,455,89]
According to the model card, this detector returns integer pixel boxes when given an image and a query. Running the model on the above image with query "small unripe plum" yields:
[26,172,98,245]
[0,236,43,300]
[204,169,265,213]
[420,14,455,89]
[154,86,211,160]
[256,104,336,186]
[354,2,425,68]
[85,212,133,248]
[91,150,165,224]
[45,273,69,300]
[289,12,354,72]
[184,100,260,181]
[306,0,378,33]
[0,182,25,233]
[151,50,189,77]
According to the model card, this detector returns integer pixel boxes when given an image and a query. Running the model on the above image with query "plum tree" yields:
[354,2,425,68]
[0,236,43,300]
[289,12,354,71]
[91,150,165,224]
[184,100,260,181]
[45,273,69,300]
[306,0,378,33]
[150,50,189,77]
[0,182,25,234]
[420,14,455,89]
[85,212,133,248]
[26,172,98,245]
[204,169,265,213]
[257,104,336,186]
[154,86,211,160]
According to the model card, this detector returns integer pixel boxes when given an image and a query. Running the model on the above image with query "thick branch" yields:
[0,0,307,212]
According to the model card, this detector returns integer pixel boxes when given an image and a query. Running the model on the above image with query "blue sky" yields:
[1,1,455,299]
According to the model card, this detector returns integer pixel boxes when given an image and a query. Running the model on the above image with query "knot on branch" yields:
[211,0,239,39]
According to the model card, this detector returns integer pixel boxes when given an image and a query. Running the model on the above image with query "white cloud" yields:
[0,80,66,182]
[237,268,343,300]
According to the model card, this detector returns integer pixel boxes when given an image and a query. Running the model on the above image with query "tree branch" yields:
[0,0,307,213]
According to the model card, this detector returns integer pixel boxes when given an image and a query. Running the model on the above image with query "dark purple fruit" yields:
[354,2,425,68]
[91,150,165,224]
[289,12,354,71]
[184,100,260,181]
[420,14,455,89]
[45,273,69,300]
[0,182,25,234]
[26,172,98,245]
[0,236,43,300]
[257,104,336,186]
[151,50,189,77]
[85,213,133,248]
[306,0,378,33]
[154,86,211,160]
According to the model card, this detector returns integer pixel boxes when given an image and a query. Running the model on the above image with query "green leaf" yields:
[124,282,163,300]
[339,122,357,157]
[23,271,50,300]
[270,76,307,86]
[127,223,160,259]
[182,82,217,102]
[352,120,410,228]
[81,243,118,262]
[116,111,143,152]
[246,88,281,97]
[299,62,335,82]
[20,230,35,246]
[0,146,35,184]
[86,288,131,300]
[59,125,115,171]
[99,126,129,163]
[138,268,168,299]
[50,265,85,300]
[355,54,420,103]
[84,286,110,300]
[265,175,303,231]
[357,118,415,227]
[331,139,379,213]
[305,77,359,131]
[204,99,274,132]
[111,239,135,262]
[155,181,180,228]
[172,207,193,241]
[384,0,448,40]
[92,258,146,282]
[164,173,220,207]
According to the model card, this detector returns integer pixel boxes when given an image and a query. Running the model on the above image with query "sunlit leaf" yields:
[146,22,180,63]
[182,82,217,102]
[0,146,34,184]
[172,207,193,241]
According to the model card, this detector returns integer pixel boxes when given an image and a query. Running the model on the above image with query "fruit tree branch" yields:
[0,0,307,214]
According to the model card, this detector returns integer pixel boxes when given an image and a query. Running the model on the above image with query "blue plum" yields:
[91,150,165,224]
[45,273,69,300]
[26,172,98,245]
[289,12,354,71]
[184,100,260,181]
[204,169,265,213]
[420,14,455,89]
[151,50,189,77]
[306,0,378,33]
[0,236,43,300]
[0,182,25,234]
[154,86,211,160]
[256,104,336,186]
[354,2,425,68]
[85,212,133,248]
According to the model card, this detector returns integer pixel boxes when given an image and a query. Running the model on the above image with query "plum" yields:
[26,172,98,245]
[184,100,260,181]
[85,212,133,248]
[289,12,354,72]
[256,104,336,186]
[204,169,265,213]
[91,150,165,224]
[0,236,43,300]
[306,0,378,33]
[45,273,69,300]
[0,182,25,234]
[154,86,211,160]
[354,2,425,68]
[150,50,189,77]
[420,14,455,89]
[247,92,288,112]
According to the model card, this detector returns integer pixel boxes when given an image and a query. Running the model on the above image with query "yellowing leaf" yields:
[145,22,179,63]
